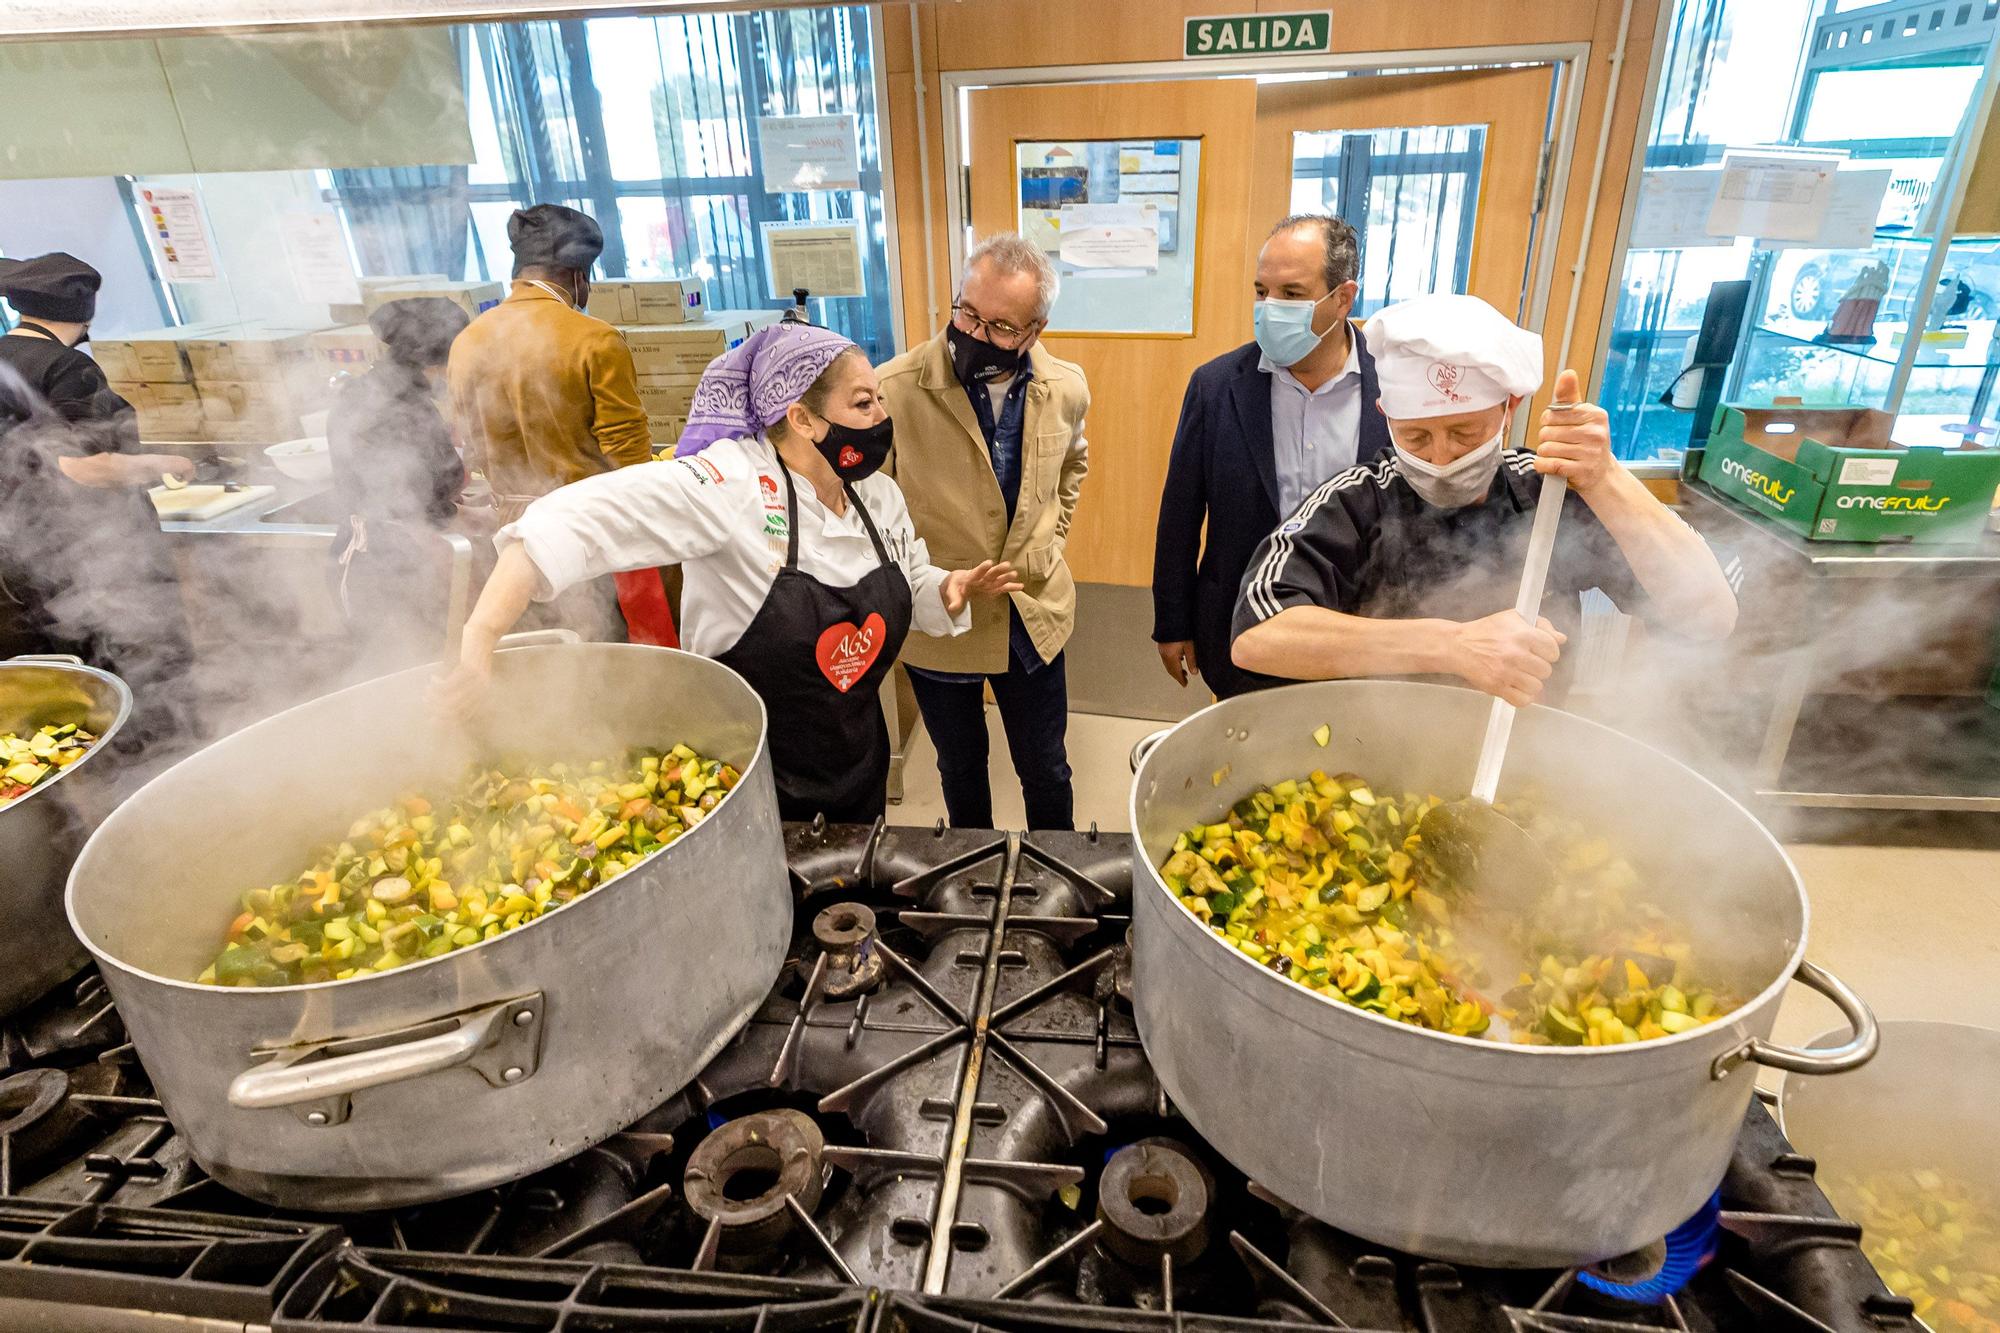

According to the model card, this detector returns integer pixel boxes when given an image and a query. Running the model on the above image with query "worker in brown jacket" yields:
[447,204,650,639]
[879,234,1090,830]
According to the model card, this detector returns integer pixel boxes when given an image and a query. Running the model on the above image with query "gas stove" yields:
[0,822,1919,1332]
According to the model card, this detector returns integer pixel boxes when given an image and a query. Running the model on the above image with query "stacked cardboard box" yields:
[362,280,505,322]
[93,323,227,385]
[617,309,780,445]
[331,275,448,326]
[586,276,705,325]
[308,324,383,380]
[110,381,205,441]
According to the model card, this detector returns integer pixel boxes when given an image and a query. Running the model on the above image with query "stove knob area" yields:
[812,902,885,999]
[682,1108,828,1267]
[1094,1137,1214,1268]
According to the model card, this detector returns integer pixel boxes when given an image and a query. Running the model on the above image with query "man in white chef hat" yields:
[1229,293,1737,707]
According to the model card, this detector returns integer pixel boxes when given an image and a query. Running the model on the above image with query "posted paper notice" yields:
[1628,168,1731,249]
[279,211,362,305]
[757,114,861,193]
[1754,169,1894,251]
[762,220,864,298]
[137,185,216,282]
[1706,150,1842,242]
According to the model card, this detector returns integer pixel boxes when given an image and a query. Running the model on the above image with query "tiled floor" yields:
[892,706,2000,1059]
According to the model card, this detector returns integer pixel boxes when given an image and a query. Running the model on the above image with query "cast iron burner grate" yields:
[0,820,1920,1333]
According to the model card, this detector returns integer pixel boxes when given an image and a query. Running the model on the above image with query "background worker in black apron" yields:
[436,322,1022,823]
[0,253,200,752]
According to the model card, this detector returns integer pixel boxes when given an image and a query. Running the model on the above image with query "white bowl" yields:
[265,437,333,484]
[298,409,331,438]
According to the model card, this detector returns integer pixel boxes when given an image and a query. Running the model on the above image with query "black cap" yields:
[0,252,102,323]
[506,204,603,272]
[368,296,470,368]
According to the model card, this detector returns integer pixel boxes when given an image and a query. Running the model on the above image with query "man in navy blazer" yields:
[1151,215,1391,698]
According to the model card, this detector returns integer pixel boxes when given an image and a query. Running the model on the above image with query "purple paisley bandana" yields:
[674,322,856,457]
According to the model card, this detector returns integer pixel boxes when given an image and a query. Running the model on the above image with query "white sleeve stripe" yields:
[1242,456,1399,621]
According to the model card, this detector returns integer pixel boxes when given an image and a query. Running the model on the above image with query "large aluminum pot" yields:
[1129,679,1876,1268]
[0,654,131,1017]
[67,643,790,1211]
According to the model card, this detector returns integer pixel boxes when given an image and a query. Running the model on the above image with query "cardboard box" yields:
[636,375,700,420]
[1698,403,2000,543]
[617,309,781,376]
[91,324,227,384]
[186,324,324,384]
[586,276,706,325]
[110,380,205,440]
[363,280,505,322]
[647,414,687,446]
[308,324,383,377]
[331,274,448,324]
[198,379,304,441]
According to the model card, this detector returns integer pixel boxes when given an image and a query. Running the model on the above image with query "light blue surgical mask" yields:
[1253,291,1335,368]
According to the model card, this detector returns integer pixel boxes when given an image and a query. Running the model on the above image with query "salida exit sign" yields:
[1184,10,1333,58]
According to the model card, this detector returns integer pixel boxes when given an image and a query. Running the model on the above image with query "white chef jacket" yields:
[499,433,970,657]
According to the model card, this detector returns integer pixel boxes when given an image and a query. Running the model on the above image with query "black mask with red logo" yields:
[812,414,895,483]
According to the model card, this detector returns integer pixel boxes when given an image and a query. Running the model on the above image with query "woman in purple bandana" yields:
[437,322,1021,824]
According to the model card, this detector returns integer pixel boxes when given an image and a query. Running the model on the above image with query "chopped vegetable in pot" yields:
[0,724,98,806]
[1159,769,1737,1045]
[1831,1167,2000,1333]
[199,745,738,987]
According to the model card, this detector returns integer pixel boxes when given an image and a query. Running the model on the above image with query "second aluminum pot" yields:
[66,643,790,1211]
[1129,680,1877,1267]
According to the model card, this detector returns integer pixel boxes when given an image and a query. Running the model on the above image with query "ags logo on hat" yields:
[1426,362,1467,402]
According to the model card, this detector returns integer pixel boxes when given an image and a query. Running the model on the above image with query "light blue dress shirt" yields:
[1263,333,1363,515]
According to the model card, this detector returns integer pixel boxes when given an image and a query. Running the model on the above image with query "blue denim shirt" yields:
[908,369,1045,681]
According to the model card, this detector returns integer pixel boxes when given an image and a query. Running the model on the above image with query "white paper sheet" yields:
[1059,225,1161,272]
[761,219,864,298]
[1706,150,1844,242]
[278,210,361,305]
[756,114,860,193]
[1752,168,1894,251]
[1628,168,1732,249]
[135,184,216,281]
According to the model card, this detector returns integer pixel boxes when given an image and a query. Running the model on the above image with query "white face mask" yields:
[523,278,580,310]
[1393,428,1504,509]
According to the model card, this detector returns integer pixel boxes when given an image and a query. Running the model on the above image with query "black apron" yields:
[716,465,913,824]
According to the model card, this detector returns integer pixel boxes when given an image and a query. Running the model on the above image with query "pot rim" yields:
[1129,679,1811,1062]
[65,643,769,996]
[0,657,133,815]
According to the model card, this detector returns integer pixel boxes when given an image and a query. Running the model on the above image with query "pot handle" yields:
[228,993,544,1126]
[496,629,582,649]
[1711,960,1878,1080]
[6,653,86,664]
[1129,728,1172,774]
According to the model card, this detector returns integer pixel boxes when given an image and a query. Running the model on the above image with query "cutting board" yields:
[148,484,276,521]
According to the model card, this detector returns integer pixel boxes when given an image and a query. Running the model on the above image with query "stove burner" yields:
[812,902,884,999]
[1096,1139,1211,1267]
[684,1109,827,1266]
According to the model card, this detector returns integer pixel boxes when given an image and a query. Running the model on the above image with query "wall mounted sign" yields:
[1184,11,1332,59]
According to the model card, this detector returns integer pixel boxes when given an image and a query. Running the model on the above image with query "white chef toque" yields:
[1362,294,1544,419]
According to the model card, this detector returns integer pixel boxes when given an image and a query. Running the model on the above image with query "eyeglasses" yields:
[951,300,1035,349]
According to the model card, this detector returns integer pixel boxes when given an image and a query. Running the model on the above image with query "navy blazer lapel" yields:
[1227,344,1280,513]
[1353,324,1392,463]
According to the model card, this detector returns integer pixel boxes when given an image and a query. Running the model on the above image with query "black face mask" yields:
[946,322,1026,386]
[814,414,894,482]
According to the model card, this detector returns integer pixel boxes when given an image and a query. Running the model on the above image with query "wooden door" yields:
[1250,65,1558,354]
[968,78,1256,588]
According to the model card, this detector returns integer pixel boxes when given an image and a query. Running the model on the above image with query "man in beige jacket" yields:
[879,235,1089,830]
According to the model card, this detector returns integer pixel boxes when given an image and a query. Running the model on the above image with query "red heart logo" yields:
[838,445,863,469]
[815,613,886,693]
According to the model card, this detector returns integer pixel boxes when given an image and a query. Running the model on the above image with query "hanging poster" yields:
[757,114,861,193]
[136,184,217,281]
[762,219,865,298]
[1753,169,1894,251]
[278,210,362,305]
[1627,168,1732,250]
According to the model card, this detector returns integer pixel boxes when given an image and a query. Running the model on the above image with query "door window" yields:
[1289,124,1488,318]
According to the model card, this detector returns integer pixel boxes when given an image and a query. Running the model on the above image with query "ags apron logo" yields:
[816,613,885,693]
